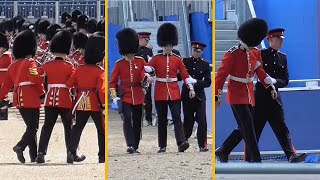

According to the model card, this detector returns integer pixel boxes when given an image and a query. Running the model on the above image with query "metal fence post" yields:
[55,1,59,24]
[13,1,18,17]
[97,0,101,22]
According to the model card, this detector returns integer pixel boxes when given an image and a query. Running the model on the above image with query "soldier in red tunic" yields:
[35,30,85,164]
[110,28,152,154]
[0,32,12,120]
[37,19,51,51]
[61,12,72,28]
[0,30,44,163]
[66,33,105,163]
[215,18,278,163]
[69,32,88,67]
[147,23,197,153]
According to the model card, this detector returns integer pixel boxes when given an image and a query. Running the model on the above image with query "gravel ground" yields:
[108,110,212,180]
[0,106,104,180]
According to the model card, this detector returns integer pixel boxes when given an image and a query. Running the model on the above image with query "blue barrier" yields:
[253,0,320,79]
[163,15,178,21]
[216,90,320,152]
[108,24,122,74]
[215,0,224,20]
[190,12,212,64]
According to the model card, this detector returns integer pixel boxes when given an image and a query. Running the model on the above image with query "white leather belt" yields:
[0,68,8,72]
[18,81,34,86]
[48,84,67,88]
[229,75,254,83]
[155,77,178,82]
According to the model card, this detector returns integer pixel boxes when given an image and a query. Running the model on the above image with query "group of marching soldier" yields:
[0,9,105,164]
[109,23,211,154]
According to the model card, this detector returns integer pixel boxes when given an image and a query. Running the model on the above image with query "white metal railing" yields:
[220,79,320,93]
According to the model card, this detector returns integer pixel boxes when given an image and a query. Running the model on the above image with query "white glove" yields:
[185,77,197,84]
[271,77,277,84]
[144,66,153,73]
[112,97,120,105]
[147,55,152,62]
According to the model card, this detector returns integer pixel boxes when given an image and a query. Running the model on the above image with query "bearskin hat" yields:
[0,22,4,34]
[15,18,26,33]
[85,34,104,64]
[46,24,61,41]
[97,20,105,33]
[61,12,71,24]
[65,27,76,35]
[71,9,82,23]
[0,32,9,50]
[50,30,72,55]
[21,21,35,32]
[38,19,51,34]
[116,28,139,55]
[87,19,97,34]
[73,32,88,49]
[34,18,41,35]
[2,18,14,33]
[77,14,88,30]
[237,18,268,47]
[157,23,178,47]
[12,30,37,59]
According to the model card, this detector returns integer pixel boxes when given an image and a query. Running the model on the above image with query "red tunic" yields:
[0,52,13,84]
[0,58,44,108]
[147,53,190,101]
[109,56,147,105]
[68,49,85,68]
[66,64,104,112]
[215,46,271,106]
[38,58,75,109]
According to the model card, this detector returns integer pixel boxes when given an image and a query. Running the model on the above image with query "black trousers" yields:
[122,102,142,150]
[68,111,105,157]
[219,101,296,161]
[17,108,40,159]
[219,104,261,162]
[253,98,296,159]
[144,86,152,122]
[183,99,207,148]
[155,100,186,148]
[38,107,72,155]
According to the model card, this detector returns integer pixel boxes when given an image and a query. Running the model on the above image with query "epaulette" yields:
[172,53,181,58]
[200,58,209,64]
[115,58,124,63]
[227,46,238,53]
[135,56,144,60]
[278,51,286,56]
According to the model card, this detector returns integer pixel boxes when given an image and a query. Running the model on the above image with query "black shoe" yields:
[67,152,74,164]
[215,147,228,163]
[147,121,152,126]
[74,154,86,162]
[134,149,141,154]
[157,147,166,153]
[289,153,308,163]
[13,146,25,163]
[200,147,209,152]
[178,141,189,152]
[35,152,45,163]
[31,158,36,163]
[99,156,105,163]
[127,147,135,154]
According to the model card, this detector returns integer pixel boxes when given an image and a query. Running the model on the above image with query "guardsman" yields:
[61,12,71,28]
[37,19,51,50]
[182,41,211,152]
[2,18,14,46]
[69,32,88,67]
[136,32,153,126]
[215,18,278,163]
[0,30,44,163]
[71,9,82,30]
[35,30,85,164]
[66,34,105,163]
[77,14,88,35]
[147,23,196,153]
[0,32,12,120]
[110,28,153,154]
[96,20,105,36]
[251,28,306,162]
[21,21,35,32]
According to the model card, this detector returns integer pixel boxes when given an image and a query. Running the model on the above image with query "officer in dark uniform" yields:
[215,28,307,163]
[253,28,307,162]
[182,41,211,152]
[135,32,153,126]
